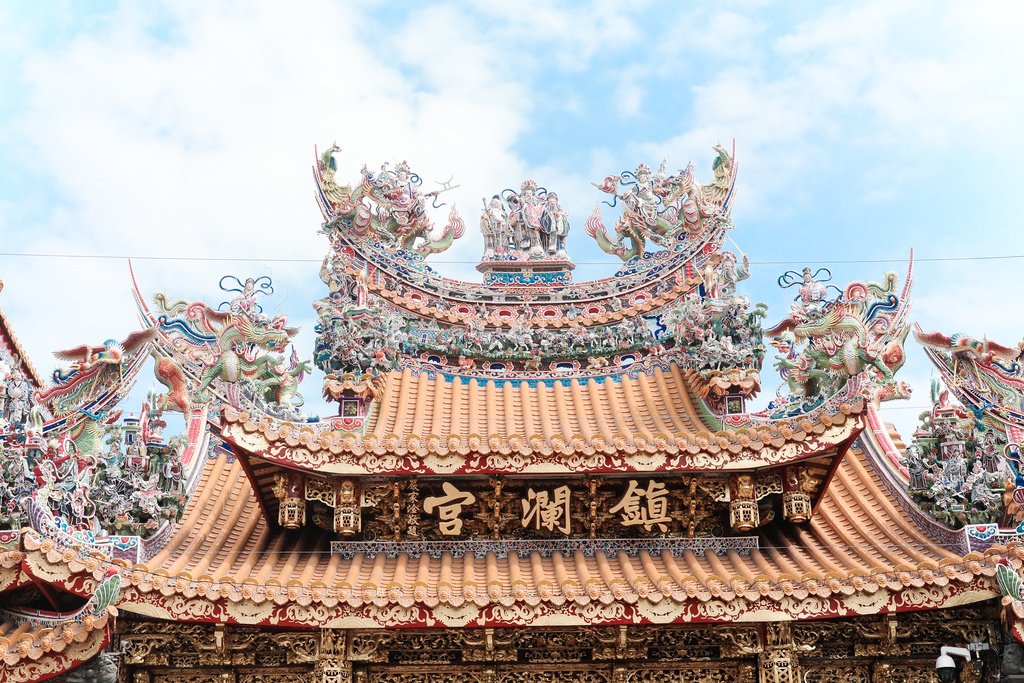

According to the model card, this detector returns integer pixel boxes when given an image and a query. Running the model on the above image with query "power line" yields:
[0,251,1023,266]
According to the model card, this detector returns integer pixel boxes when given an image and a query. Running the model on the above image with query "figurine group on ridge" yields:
[480,180,570,260]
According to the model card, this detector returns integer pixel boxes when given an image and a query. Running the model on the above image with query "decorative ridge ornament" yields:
[477,178,574,285]
[314,146,466,257]
[912,321,1024,529]
[763,253,914,417]
[143,276,311,420]
[586,142,738,261]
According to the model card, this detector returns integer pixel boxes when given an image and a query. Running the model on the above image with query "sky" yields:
[1,0,1022,438]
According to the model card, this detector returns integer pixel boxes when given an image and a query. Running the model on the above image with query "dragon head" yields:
[872,380,913,403]
[231,314,297,351]
[790,307,841,339]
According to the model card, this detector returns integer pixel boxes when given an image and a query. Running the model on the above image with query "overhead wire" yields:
[0,251,1023,266]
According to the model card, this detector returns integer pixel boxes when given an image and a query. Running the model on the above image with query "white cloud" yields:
[661,9,765,63]
[0,0,543,399]
[470,0,643,70]
[2,0,1023,439]
[646,1,1024,218]
[614,76,644,118]
[0,0,652,411]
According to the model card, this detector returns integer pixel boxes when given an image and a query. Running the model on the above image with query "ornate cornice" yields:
[221,399,866,476]
[10,527,1018,630]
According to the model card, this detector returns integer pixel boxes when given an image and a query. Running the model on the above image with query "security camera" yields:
[935,646,971,682]
[934,654,956,682]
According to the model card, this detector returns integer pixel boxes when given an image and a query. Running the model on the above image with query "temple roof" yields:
[10,405,1011,630]
[223,362,865,480]
[0,610,111,683]
[0,531,118,683]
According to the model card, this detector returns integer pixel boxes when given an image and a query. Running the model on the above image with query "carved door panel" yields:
[148,671,233,683]
[147,668,313,683]
[359,662,755,683]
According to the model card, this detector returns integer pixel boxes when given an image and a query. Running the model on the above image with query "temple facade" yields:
[1,144,1023,682]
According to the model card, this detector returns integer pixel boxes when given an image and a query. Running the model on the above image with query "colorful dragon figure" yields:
[152,292,301,404]
[257,348,311,407]
[915,326,1024,433]
[70,407,121,456]
[585,143,738,261]
[151,350,191,414]
[37,329,154,421]
[766,260,913,401]
[315,145,466,256]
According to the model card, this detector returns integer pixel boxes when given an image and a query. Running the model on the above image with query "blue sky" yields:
[1,1,1022,435]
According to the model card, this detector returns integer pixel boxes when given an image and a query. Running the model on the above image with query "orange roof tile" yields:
[0,613,111,681]
[223,363,866,475]
[14,419,1012,628]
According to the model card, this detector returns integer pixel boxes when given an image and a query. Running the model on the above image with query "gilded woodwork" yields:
[119,622,321,670]
[113,603,1002,683]
[360,475,750,542]
[672,476,719,538]
[755,623,807,683]
[624,667,752,682]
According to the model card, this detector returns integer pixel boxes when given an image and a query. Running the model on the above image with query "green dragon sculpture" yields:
[767,261,914,400]
[152,293,302,404]
[316,145,466,256]
[256,349,312,407]
[585,144,738,261]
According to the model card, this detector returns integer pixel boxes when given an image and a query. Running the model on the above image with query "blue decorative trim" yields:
[965,523,1024,553]
[442,372,620,389]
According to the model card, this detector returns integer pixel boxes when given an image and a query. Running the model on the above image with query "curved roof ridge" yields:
[0,285,45,388]
[852,403,968,555]
[331,214,721,303]
[220,368,866,474]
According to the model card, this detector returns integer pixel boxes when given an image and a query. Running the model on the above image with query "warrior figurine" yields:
[973,432,999,475]
[540,192,570,257]
[511,179,545,256]
[792,268,829,319]
[905,445,928,490]
[378,160,427,238]
[621,163,660,229]
[3,367,32,426]
[480,195,510,259]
